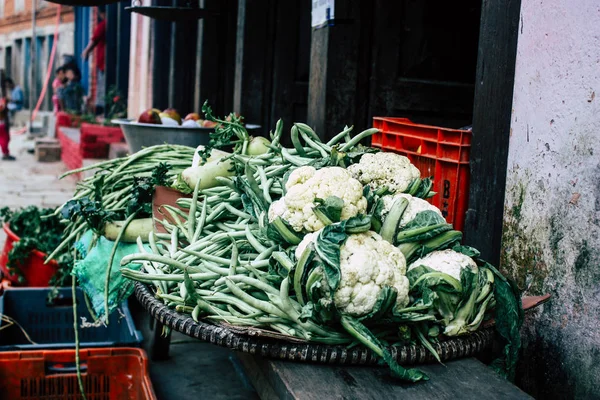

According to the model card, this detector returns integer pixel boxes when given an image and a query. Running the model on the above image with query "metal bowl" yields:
[112,118,261,153]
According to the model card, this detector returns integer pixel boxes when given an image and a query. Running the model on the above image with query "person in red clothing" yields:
[0,94,15,161]
[82,6,106,115]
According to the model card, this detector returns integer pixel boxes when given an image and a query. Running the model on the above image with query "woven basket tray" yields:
[135,282,497,365]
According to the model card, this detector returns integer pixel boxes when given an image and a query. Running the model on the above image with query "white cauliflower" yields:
[408,249,477,281]
[380,193,443,227]
[348,152,420,194]
[297,231,410,317]
[268,166,367,232]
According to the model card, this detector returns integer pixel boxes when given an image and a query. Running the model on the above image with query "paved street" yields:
[0,131,77,249]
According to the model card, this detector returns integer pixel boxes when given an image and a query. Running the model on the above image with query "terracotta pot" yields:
[0,224,59,287]
[152,186,193,235]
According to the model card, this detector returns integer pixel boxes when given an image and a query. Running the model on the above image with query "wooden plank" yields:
[237,354,532,400]
[462,0,522,264]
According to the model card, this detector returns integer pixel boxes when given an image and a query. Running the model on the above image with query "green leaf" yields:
[314,196,344,223]
[293,243,316,305]
[340,316,428,382]
[314,225,347,291]
[379,197,409,244]
[359,286,398,322]
[396,210,452,243]
[452,244,481,258]
[268,217,303,245]
[488,266,524,381]
[172,173,194,195]
[413,177,434,199]
[298,303,315,323]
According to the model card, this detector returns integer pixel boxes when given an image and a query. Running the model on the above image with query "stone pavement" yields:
[0,131,77,249]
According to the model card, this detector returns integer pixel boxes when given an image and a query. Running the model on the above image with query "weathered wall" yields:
[503,0,600,398]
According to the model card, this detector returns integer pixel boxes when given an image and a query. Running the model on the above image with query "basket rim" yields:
[134,282,494,366]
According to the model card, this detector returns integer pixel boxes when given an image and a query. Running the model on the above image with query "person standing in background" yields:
[5,78,24,118]
[0,94,15,161]
[52,66,67,114]
[58,65,84,114]
[82,6,106,115]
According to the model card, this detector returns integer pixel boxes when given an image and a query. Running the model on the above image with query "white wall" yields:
[503,0,600,397]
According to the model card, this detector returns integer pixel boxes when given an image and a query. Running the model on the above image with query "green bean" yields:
[224,279,288,319]
[281,147,313,166]
[339,128,379,152]
[188,178,202,239]
[206,203,227,223]
[45,223,87,263]
[176,305,196,314]
[192,304,201,321]
[229,240,239,276]
[121,268,219,282]
[216,275,278,295]
[201,293,261,315]
[205,315,262,326]
[290,125,307,157]
[223,203,255,221]
[244,225,268,253]
[170,227,179,258]
[326,125,354,146]
[192,196,208,242]
[121,253,201,273]
[158,293,185,303]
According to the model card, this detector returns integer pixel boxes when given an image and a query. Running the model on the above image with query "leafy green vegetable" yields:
[485,263,524,381]
[202,101,249,153]
[0,206,71,286]
[340,316,428,382]
[62,197,120,234]
[395,211,452,243]
[313,196,344,224]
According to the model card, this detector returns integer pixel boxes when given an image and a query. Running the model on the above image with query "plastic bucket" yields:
[0,224,59,287]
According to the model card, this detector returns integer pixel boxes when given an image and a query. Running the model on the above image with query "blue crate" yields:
[0,287,143,350]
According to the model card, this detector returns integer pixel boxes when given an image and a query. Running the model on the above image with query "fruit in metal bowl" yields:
[138,109,162,124]
[161,108,182,124]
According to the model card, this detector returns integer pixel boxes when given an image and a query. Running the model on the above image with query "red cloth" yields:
[0,123,9,156]
[0,98,8,156]
[92,19,106,72]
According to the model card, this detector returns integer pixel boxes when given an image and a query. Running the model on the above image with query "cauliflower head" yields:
[348,152,420,194]
[380,193,443,227]
[268,166,367,232]
[297,231,410,317]
[408,249,477,281]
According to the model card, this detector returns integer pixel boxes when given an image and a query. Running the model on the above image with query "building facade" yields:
[0,0,74,110]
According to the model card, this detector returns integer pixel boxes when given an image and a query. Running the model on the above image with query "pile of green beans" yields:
[46,144,196,264]
[121,122,378,343]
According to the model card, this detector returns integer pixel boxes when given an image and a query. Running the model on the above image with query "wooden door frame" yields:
[463,0,522,265]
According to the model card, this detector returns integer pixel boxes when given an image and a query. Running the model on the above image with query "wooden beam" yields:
[463,0,522,264]
[194,0,238,115]
[307,0,362,140]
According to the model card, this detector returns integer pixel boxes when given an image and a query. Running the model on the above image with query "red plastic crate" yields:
[372,117,472,232]
[0,348,156,399]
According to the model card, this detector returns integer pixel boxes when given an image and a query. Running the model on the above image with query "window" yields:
[14,0,25,13]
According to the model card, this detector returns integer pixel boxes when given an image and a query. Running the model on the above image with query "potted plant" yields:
[0,207,71,287]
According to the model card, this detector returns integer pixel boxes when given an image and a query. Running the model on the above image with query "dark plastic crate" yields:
[0,287,143,350]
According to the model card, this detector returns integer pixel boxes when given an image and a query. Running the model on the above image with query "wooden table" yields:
[236,354,533,400]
